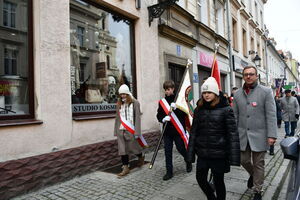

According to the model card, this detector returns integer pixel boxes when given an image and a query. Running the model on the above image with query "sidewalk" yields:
[12,127,289,200]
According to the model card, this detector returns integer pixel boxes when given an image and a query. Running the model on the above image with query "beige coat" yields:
[114,99,143,155]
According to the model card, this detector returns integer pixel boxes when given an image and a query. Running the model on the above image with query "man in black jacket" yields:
[156,80,192,181]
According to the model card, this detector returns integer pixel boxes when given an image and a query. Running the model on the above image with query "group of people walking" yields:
[113,65,298,200]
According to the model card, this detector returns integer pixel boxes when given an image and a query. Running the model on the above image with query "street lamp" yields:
[253,54,261,68]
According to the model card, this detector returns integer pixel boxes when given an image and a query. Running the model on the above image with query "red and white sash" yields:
[119,114,148,148]
[159,98,189,149]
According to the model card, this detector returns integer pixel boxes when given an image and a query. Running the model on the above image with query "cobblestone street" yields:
[12,127,289,200]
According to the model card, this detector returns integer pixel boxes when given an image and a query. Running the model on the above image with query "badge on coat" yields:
[251,102,257,107]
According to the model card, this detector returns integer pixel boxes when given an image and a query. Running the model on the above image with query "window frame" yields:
[70,0,137,118]
[0,0,34,120]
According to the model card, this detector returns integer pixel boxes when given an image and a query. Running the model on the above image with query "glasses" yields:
[243,73,256,77]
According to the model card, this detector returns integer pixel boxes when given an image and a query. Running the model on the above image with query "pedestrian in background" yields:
[280,89,299,137]
[233,66,277,200]
[187,77,240,200]
[229,87,238,107]
[114,84,144,177]
[156,80,192,181]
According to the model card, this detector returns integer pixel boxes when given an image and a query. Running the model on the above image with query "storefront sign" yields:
[70,65,76,95]
[96,62,106,78]
[199,52,213,68]
[72,103,116,113]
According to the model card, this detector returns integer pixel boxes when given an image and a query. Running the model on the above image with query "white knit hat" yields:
[118,84,132,95]
[201,77,219,96]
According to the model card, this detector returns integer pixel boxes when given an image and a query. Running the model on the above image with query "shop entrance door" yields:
[168,63,185,93]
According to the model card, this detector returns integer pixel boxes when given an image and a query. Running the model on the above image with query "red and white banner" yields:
[159,98,189,149]
[119,114,148,148]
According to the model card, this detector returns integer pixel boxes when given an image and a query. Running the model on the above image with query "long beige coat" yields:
[114,99,143,155]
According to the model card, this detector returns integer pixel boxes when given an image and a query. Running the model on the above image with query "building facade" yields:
[0,0,162,199]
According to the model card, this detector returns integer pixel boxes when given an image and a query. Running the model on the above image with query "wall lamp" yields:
[148,0,178,26]
[253,54,261,68]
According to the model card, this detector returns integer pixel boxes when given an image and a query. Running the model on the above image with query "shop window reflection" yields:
[70,0,134,115]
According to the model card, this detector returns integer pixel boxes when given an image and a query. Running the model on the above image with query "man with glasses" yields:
[233,66,277,200]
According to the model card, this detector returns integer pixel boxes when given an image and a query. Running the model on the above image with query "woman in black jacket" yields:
[187,77,240,200]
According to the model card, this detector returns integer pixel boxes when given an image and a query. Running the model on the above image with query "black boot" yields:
[269,145,274,155]
[186,162,192,173]
[163,173,173,181]
[247,176,253,189]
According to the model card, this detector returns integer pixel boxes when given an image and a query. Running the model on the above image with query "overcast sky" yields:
[265,0,300,61]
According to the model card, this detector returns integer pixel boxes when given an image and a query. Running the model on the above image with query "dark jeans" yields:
[196,165,226,200]
[164,133,187,174]
[284,121,297,137]
[277,119,282,128]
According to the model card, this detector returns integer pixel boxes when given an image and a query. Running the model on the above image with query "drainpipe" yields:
[225,0,234,91]
[265,40,269,87]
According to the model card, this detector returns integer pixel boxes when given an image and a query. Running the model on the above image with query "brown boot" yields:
[137,156,145,167]
[117,165,130,177]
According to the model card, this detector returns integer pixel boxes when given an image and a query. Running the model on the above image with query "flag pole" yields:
[211,43,219,76]
[149,59,193,169]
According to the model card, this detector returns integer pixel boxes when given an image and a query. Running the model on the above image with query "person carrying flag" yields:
[156,80,192,181]
[114,84,146,177]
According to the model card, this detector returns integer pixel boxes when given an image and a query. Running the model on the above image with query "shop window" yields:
[0,0,33,119]
[3,1,16,28]
[70,0,135,116]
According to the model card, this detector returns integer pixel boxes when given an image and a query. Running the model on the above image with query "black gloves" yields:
[295,114,299,119]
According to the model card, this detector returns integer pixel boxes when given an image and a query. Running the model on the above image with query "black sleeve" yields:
[186,108,199,163]
[156,103,166,123]
[225,107,240,166]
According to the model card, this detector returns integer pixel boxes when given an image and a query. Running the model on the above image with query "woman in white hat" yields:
[113,84,144,177]
[187,77,240,200]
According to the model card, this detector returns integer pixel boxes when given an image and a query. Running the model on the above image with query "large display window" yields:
[70,0,135,116]
[0,0,34,120]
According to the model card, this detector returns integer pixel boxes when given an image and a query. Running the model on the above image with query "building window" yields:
[250,37,254,52]
[3,1,16,28]
[70,0,135,116]
[242,29,247,57]
[232,18,238,51]
[177,0,185,9]
[77,26,85,47]
[215,2,224,36]
[255,2,258,22]
[0,0,33,119]
[4,46,17,75]
[197,0,208,25]
[260,10,263,29]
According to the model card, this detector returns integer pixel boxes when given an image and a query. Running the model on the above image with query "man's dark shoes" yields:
[247,176,253,189]
[253,192,262,200]
[163,173,173,181]
[186,162,192,173]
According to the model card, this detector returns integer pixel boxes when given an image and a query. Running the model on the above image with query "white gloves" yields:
[134,135,139,139]
[162,116,171,123]
[170,102,177,110]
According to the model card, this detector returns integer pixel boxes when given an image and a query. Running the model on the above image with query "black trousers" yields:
[164,133,187,174]
[196,165,226,200]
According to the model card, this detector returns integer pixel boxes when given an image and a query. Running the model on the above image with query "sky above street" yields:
[265,0,300,61]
